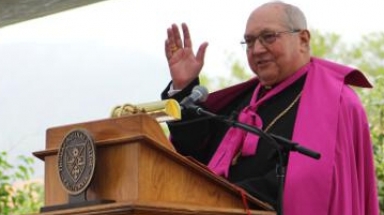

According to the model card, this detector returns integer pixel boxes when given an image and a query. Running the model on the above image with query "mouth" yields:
[256,59,271,67]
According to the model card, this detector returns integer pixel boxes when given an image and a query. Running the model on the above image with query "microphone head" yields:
[192,85,209,102]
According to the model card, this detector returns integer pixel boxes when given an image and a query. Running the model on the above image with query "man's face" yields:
[244,5,308,87]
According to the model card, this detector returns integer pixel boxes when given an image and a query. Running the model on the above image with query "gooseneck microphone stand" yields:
[186,104,321,215]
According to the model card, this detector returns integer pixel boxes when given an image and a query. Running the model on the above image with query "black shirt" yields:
[162,74,306,208]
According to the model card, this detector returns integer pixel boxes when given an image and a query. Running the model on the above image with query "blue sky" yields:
[0,0,383,178]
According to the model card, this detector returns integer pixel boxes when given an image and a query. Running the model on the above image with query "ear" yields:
[299,30,311,50]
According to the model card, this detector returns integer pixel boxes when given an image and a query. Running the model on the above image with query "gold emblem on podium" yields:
[57,129,96,195]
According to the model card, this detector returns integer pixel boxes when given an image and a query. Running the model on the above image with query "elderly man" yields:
[161,1,379,214]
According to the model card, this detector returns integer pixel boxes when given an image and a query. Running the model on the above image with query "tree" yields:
[0,151,43,215]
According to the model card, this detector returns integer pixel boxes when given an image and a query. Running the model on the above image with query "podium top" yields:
[34,114,174,160]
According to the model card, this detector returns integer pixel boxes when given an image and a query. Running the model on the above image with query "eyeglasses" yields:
[240,29,301,49]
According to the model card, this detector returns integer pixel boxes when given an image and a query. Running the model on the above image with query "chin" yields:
[254,70,279,87]
[258,78,277,87]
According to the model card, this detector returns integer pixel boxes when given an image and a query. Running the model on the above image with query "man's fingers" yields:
[165,39,173,60]
[171,24,183,49]
[196,42,209,64]
[182,23,192,48]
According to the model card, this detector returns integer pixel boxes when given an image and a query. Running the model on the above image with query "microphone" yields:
[179,85,209,109]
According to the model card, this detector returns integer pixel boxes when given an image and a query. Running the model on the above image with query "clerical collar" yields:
[259,85,272,98]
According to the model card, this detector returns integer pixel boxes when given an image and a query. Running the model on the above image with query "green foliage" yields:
[201,60,252,92]
[0,151,43,215]
[372,119,384,212]
[360,75,384,212]
[310,29,346,60]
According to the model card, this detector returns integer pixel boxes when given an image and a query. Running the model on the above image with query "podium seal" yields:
[57,129,96,195]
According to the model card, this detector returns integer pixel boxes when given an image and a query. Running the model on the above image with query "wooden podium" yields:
[33,114,275,215]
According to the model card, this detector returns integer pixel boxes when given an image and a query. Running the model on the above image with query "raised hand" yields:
[165,23,208,90]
